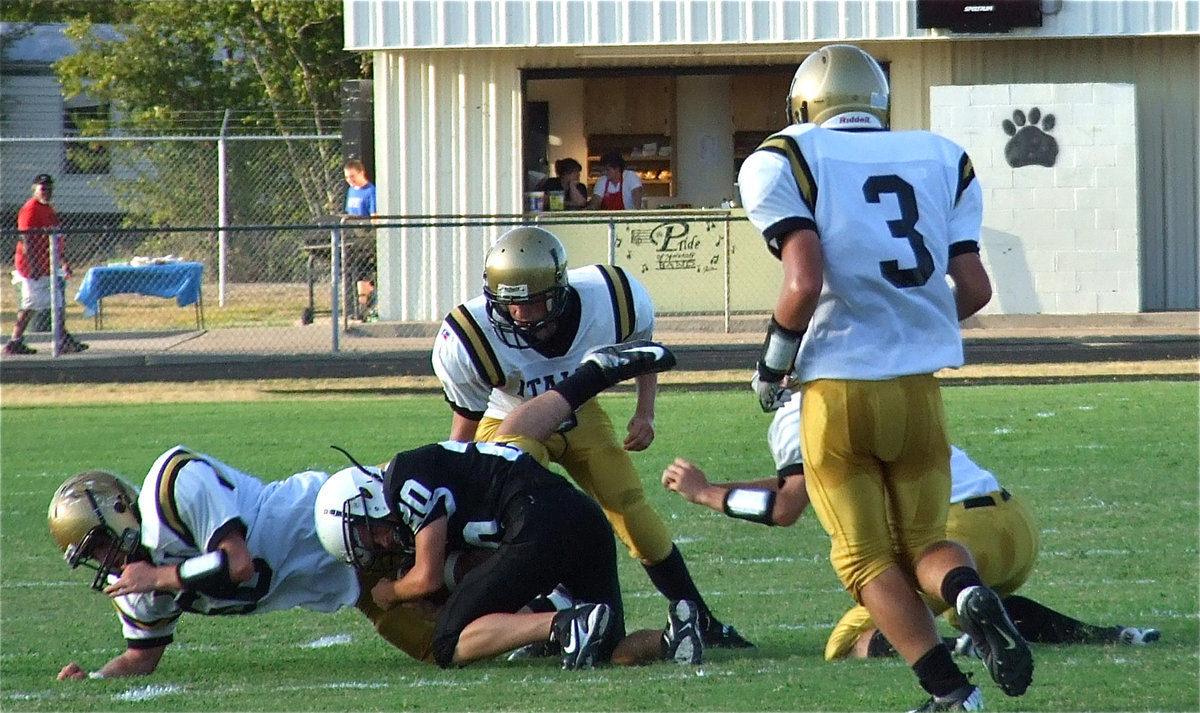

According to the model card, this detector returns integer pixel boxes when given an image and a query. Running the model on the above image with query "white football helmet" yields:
[483,226,570,349]
[786,44,890,129]
[48,470,143,590]
[314,465,411,571]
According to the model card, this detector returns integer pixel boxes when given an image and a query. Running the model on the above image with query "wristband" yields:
[88,671,106,679]
[177,550,236,598]
[758,317,805,379]
[722,488,777,526]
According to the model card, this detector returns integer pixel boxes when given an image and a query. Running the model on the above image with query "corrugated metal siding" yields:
[374,50,525,321]
[345,0,1199,50]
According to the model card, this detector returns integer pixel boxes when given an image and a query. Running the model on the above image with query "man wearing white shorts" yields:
[5,173,88,355]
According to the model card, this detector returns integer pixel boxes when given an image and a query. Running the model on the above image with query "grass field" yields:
[1,382,1197,711]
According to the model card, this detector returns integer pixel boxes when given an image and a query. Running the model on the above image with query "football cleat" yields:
[957,586,1033,697]
[1116,626,1161,645]
[702,621,755,649]
[581,340,676,386]
[952,633,981,659]
[506,640,561,662]
[910,685,983,712]
[552,603,613,670]
[663,600,703,664]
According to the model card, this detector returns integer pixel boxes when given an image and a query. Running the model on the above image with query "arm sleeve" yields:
[431,322,494,414]
[946,151,984,252]
[143,450,244,555]
[738,149,816,258]
[115,591,181,648]
[628,273,657,341]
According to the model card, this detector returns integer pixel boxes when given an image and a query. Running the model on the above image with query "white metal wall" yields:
[346,0,1199,51]
[360,3,1198,317]
[373,50,525,321]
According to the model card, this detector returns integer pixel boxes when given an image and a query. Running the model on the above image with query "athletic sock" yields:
[1003,594,1115,643]
[549,362,607,410]
[940,566,984,608]
[642,545,713,626]
[913,643,972,698]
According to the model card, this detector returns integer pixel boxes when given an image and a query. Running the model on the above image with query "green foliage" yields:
[33,1,358,233]
[1,384,1197,711]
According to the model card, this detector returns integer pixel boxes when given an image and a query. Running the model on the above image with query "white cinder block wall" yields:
[931,83,1140,315]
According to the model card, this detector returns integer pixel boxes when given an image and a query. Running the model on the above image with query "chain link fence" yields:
[2,134,777,359]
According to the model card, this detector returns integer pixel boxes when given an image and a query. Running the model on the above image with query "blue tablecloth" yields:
[75,262,204,317]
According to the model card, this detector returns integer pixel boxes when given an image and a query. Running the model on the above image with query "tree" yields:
[17,1,370,278]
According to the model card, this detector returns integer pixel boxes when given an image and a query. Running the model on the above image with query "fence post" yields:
[49,234,62,357]
[607,218,617,265]
[217,108,231,307]
[330,223,342,352]
[723,213,731,333]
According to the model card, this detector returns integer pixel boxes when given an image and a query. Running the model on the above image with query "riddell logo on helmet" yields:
[832,115,874,125]
[496,284,530,298]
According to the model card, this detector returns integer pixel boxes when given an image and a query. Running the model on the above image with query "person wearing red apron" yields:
[588,151,643,210]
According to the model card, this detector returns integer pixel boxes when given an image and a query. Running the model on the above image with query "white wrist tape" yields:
[723,488,777,526]
[759,317,804,377]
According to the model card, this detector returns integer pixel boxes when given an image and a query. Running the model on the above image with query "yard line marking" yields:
[301,634,353,648]
[113,684,182,702]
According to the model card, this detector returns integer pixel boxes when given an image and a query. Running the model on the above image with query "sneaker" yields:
[702,621,755,649]
[57,335,89,354]
[581,340,676,386]
[552,603,613,670]
[957,586,1033,697]
[952,633,981,659]
[910,685,983,712]
[506,640,561,661]
[663,600,703,664]
[3,339,36,355]
[1116,626,1161,645]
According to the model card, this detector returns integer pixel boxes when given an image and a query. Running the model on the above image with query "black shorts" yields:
[430,484,623,667]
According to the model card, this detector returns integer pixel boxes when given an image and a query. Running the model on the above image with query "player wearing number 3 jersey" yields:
[739,44,1028,711]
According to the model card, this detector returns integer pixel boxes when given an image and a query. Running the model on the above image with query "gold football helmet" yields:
[786,44,890,129]
[483,226,570,348]
[48,470,142,591]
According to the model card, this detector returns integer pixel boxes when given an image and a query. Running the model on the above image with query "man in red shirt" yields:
[5,174,88,355]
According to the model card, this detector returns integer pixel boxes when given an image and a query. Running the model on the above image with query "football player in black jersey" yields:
[316,341,702,669]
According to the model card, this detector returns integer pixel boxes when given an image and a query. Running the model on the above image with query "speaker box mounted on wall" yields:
[917,0,1042,33]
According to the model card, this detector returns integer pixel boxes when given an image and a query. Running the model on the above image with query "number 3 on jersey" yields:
[863,175,934,288]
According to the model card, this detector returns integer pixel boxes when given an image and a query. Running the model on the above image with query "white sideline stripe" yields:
[113,684,182,702]
[301,634,353,648]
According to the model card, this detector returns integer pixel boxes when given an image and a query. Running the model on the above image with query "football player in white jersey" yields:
[431,226,750,649]
[738,44,1024,711]
[49,447,444,680]
[662,391,1162,662]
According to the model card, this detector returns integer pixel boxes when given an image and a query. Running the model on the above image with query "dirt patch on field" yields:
[1,360,1195,407]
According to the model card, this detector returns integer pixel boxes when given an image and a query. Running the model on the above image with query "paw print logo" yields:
[1002,108,1058,168]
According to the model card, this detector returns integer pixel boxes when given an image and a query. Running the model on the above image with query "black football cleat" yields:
[957,586,1033,696]
[581,340,676,386]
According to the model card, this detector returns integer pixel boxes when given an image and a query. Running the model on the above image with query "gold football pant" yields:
[800,375,951,601]
[355,570,437,663]
[478,398,673,565]
[824,488,1039,659]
